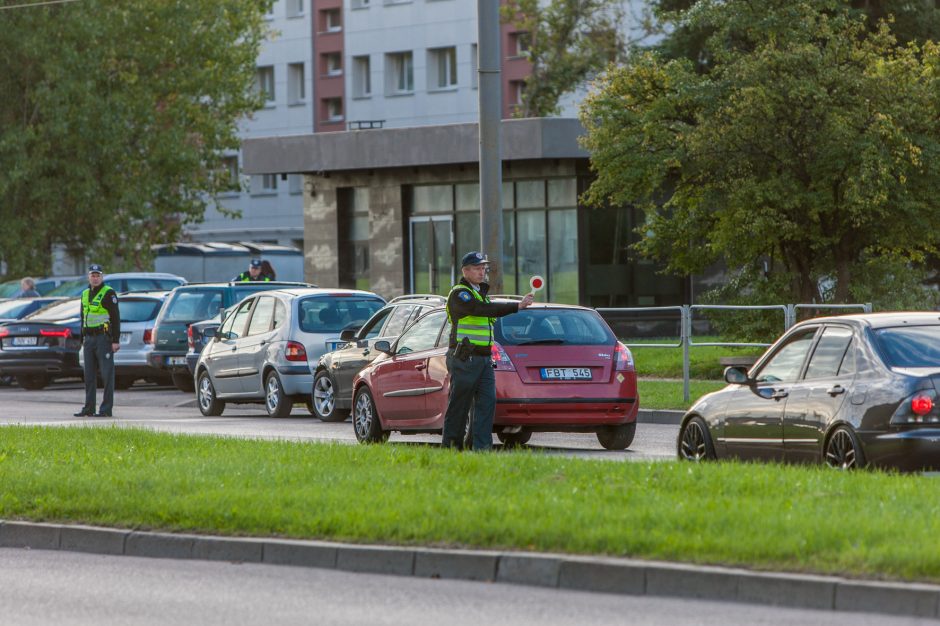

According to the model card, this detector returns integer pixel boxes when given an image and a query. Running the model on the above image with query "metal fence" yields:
[596,303,872,402]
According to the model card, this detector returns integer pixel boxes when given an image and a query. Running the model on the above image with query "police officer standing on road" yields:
[233,259,270,282]
[442,252,533,450]
[73,265,120,418]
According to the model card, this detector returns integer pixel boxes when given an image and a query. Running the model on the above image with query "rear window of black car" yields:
[495,308,615,346]
[873,325,940,368]
[299,297,384,333]
[121,299,162,323]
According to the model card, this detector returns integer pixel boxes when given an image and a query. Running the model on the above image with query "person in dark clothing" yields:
[73,264,121,418]
[12,277,40,298]
[441,251,533,450]
[233,259,270,282]
[260,259,276,281]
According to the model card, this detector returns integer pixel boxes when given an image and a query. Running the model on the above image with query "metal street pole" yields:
[477,0,503,293]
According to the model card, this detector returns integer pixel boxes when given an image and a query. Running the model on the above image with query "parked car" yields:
[312,294,446,422]
[350,302,639,449]
[152,281,313,392]
[45,272,187,297]
[676,312,940,471]
[0,276,81,298]
[0,297,69,323]
[194,288,385,417]
[0,298,83,389]
[78,292,169,389]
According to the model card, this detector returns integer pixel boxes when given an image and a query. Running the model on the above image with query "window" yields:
[338,187,370,290]
[428,46,457,90]
[395,311,446,355]
[247,297,276,336]
[323,97,343,122]
[259,174,278,193]
[470,43,478,89]
[804,326,854,379]
[298,297,384,333]
[223,300,255,340]
[383,305,415,337]
[273,300,287,330]
[755,329,818,383]
[288,174,303,195]
[287,63,305,103]
[352,0,370,7]
[509,31,530,57]
[220,156,239,191]
[874,325,940,368]
[386,51,414,94]
[286,0,304,17]
[509,79,526,106]
[160,290,223,323]
[255,66,275,103]
[119,300,162,323]
[324,52,341,77]
[358,307,393,340]
[352,55,371,97]
[321,8,341,32]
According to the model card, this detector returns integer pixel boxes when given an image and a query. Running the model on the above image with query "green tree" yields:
[581,0,940,306]
[501,0,649,118]
[0,0,270,276]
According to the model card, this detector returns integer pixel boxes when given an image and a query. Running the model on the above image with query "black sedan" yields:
[677,312,940,471]
[0,299,83,389]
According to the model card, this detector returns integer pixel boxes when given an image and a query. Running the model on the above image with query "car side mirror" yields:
[724,366,751,385]
[374,340,392,354]
[203,328,217,339]
[340,328,356,342]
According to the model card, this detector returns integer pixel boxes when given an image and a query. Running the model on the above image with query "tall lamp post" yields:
[477,0,503,293]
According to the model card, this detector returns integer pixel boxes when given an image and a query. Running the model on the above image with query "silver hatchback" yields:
[194,288,385,417]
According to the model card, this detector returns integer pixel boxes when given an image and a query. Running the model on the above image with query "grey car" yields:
[79,292,169,388]
[311,294,445,421]
[194,288,385,417]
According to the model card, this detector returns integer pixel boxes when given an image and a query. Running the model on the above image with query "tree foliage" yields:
[500,0,646,118]
[581,0,940,306]
[0,0,270,275]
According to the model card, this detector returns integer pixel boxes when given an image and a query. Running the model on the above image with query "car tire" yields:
[596,422,636,450]
[824,425,866,469]
[197,371,225,417]
[16,374,49,390]
[115,376,135,390]
[677,416,716,461]
[265,371,293,418]
[353,387,388,444]
[312,371,351,422]
[0,375,14,387]
[496,429,532,447]
[171,371,195,393]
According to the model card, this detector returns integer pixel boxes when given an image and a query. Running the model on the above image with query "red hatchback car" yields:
[351,302,639,449]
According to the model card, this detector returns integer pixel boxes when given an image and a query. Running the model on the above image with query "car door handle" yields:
[772,389,788,400]
[362,349,370,356]
[414,362,427,371]
[827,385,846,396]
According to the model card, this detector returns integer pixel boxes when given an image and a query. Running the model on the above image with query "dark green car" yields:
[151,281,312,391]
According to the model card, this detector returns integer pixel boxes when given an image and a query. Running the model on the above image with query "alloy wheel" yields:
[198,376,214,412]
[680,421,708,461]
[266,376,281,413]
[314,375,335,417]
[354,392,373,439]
[825,429,858,469]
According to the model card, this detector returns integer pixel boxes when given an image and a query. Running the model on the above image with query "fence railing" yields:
[597,302,872,403]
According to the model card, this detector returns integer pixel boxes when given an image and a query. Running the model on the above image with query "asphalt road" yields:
[3,549,930,626]
[0,381,678,461]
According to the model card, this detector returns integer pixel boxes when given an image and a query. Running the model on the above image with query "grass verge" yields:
[638,379,726,411]
[3,425,940,582]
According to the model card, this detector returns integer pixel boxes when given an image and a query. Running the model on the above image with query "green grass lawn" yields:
[638,379,726,411]
[4,426,940,582]
[626,339,764,379]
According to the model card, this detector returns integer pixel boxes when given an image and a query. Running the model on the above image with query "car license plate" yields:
[325,340,344,352]
[540,367,591,381]
[120,332,132,345]
[168,356,187,366]
[12,337,38,347]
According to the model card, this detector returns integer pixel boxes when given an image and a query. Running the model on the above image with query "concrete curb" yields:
[2,520,938,618]
[637,408,684,424]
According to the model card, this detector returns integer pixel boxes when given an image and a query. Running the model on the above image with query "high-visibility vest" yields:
[447,284,495,348]
[81,285,115,328]
[238,273,270,282]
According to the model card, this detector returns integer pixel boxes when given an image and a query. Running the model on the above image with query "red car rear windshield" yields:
[874,325,940,367]
[495,309,615,346]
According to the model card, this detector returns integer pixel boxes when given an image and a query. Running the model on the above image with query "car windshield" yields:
[494,308,615,346]
[874,326,940,368]
[0,300,37,319]
[121,299,162,322]
[25,299,81,322]
[160,290,223,323]
[0,281,20,298]
[299,297,384,333]
[45,279,86,296]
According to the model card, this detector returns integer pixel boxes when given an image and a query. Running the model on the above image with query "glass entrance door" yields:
[411,216,454,295]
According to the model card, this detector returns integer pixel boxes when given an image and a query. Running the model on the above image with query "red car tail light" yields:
[40,328,71,338]
[491,342,516,371]
[285,341,308,362]
[144,329,154,345]
[186,325,193,349]
[0,327,8,338]
[891,390,940,424]
[614,342,634,371]
[912,394,933,416]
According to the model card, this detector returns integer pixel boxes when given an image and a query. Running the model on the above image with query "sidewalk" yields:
[2,519,938,619]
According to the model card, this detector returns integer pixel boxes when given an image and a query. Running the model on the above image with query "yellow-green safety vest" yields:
[447,284,495,348]
[81,285,115,329]
[239,274,270,282]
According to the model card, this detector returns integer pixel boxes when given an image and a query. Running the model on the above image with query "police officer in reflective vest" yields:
[442,251,533,450]
[74,264,121,417]
[234,259,271,282]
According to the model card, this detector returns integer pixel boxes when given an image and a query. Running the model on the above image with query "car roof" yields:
[798,311,940,330]
[387,294,447,305]
[175,281,313,289]
[269,287,384,299]
[423,300,594,314]
[118,291,169,299]
[104,272,186,280]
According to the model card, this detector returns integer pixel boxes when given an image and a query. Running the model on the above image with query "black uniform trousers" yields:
[441,349,496,451]
[82,332,114,414]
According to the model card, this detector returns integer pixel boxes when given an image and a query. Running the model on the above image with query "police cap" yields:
[87,264,104,274]
[250,259,262,269]
[460,251,489,268]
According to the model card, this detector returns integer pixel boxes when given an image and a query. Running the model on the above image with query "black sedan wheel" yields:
[825,426,865,469]
[678,416,716,461]
[312,371,350,422]
[16,374,49,390]
[353,387,388,443]
[197,372,225,417]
